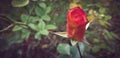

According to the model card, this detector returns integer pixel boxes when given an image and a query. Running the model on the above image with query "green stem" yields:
[76,43,83,58]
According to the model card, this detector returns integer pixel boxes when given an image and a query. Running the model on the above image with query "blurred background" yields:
[0,0,120,58]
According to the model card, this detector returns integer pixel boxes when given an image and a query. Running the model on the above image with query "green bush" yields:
[0,0,119,58]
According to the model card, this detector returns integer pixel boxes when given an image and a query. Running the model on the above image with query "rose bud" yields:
[66,7,89,41]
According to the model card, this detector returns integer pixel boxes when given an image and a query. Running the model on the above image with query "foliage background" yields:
[0,0,120,58]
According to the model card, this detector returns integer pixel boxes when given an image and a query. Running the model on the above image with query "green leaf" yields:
[40,29,49,35]
[92,46,100,53]
[104,30,113,39]
[28,23,37,31]
[70,46,80,58]
[54,32,67,38]
[41,15,51,21]
[93,38,99,43]
[98,20,110,27]
[46,25,57,30]
[21,29,31,39]
[12,25,22,31]
[8,32,23,44]
[111,32,119,38]
[12,0,29,7]
[30,16,40,23]
[35,7,44,16]
[78,42,85,55]
[39,2,46,9]
[58,55,71,58]
[38,20,46,30]
[100,44,107,49]
[70,46,77,55]
[99,8,106,14]
[45,6,52,14]
[21,14,29,23]
[35,31,41,40]
[104,15,112,21]
[57,43,70,55]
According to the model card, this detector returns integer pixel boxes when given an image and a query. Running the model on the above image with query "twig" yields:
[0,24,14,32]
[76,43,83,58]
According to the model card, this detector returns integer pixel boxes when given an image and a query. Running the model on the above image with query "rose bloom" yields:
[66,7,89,41]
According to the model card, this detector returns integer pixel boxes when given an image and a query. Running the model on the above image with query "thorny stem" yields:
[76,43,83,58]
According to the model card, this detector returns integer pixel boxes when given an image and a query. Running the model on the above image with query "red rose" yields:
[66,7,89,41]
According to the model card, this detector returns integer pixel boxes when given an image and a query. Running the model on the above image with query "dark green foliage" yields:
[0,0,120,58]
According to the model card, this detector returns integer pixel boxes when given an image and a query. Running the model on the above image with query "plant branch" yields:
[0,24,14,32]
